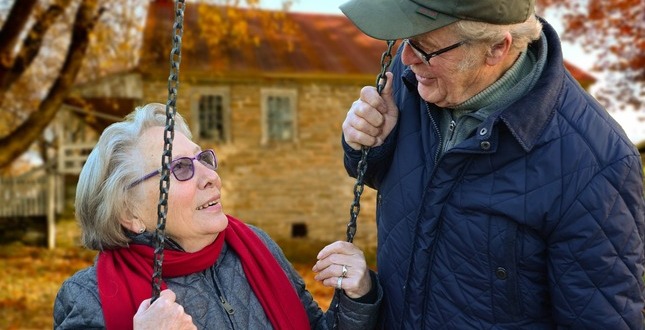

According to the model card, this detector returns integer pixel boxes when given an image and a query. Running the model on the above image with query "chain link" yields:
[152,0,185,303]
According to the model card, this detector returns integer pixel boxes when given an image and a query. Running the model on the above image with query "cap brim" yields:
[339,0,459,40]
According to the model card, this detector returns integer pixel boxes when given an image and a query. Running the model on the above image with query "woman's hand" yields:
[312,241,372,299]
[134,289,196,330]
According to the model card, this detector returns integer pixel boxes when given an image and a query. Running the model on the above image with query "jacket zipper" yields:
[209,269,236,327]
[219,295,235,315]
[425,102,443,166]
[402,102,442,328]
[448,119,456,141]
[211,275,235,315]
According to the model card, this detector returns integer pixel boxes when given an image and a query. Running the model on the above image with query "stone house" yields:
[55,0,598,251]
[60,1,390,250]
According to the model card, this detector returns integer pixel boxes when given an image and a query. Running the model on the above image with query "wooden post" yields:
[47,173,56,249]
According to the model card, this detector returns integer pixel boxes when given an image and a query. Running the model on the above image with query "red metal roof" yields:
[140,2,396,79]
[140,1,594,84]
[562,61,596,85]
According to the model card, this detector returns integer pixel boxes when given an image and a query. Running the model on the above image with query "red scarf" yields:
[97,215,309,329]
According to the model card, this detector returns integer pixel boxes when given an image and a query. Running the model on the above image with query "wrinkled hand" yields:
[342,71,399,150]
[134,289,196,330]
[312,241,372,299]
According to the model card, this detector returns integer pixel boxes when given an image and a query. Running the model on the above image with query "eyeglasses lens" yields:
[169,150,217,182]
[172,158,194,181]
[198,151,217,170]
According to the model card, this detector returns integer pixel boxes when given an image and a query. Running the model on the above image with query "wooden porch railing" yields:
[0,168,57,249]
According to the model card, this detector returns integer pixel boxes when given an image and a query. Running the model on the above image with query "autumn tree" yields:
[537,0,644,110]
[0,0,143,171]
[0,0,292,171]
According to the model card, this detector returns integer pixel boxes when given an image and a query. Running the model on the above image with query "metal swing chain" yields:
[345,39,396,243]
[332,39,396,329]
[151,0,185,303]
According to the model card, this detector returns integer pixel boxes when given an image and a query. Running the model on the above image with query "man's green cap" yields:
[339,0,535,40]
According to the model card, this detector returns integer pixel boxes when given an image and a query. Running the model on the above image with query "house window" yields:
[191,87,230,143]
[261,89,297,144]
[268,96,293,140]
[198,95,224,140]
[291,223,307,238]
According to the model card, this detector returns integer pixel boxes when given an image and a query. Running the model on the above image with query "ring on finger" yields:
[336,276,343,290]
[341,264,348,278]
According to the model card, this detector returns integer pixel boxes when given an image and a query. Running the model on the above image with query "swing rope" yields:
[333,39,396,328]
[151,0,186,303]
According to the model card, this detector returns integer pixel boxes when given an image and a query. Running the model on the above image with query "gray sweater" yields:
[54,226,381,329]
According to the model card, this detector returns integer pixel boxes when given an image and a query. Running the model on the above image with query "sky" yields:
[259,0,645,144]
[260,0,345,15]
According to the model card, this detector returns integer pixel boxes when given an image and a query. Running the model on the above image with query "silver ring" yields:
[336,276,343,290]
[341,265,348,278]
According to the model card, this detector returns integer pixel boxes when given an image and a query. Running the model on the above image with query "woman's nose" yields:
[196,162,220,189]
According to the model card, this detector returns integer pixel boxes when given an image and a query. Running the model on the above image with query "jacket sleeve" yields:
[342,130,397,190]
[53,267,105,329]
[250,227,382,329]
[323,271,382,330]
[548,154,645,329]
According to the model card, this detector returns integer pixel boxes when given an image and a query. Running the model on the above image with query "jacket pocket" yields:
[490,219,524,321]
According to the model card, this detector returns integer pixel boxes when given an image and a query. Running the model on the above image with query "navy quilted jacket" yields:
[343,19,645,329]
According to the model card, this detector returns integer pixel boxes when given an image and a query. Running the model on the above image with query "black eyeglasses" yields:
[403,39,466,66]
[128,149,218,188]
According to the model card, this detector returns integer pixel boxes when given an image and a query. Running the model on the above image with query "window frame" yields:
[260,88,298,145]
[190,86,231,143]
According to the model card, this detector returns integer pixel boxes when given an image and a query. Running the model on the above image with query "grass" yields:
[0,217,374,329]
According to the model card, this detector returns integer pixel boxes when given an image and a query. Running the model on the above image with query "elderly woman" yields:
[54,103,381,329]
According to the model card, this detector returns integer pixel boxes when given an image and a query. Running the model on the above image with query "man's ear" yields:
[486,32,513,66]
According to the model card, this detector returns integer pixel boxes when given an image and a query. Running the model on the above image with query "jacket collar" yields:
[497,18,564,152]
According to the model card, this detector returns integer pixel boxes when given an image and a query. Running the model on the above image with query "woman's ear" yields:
[486,32,513,66]
[120,212,145,234]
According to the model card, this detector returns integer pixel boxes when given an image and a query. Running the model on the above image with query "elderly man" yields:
[339,0,645,328]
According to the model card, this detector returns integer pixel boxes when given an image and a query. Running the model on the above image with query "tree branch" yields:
[0,0,73,92]
[0,0,102,169]
[0,0,38,69]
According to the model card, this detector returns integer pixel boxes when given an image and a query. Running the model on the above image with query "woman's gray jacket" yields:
[54,226,381,329]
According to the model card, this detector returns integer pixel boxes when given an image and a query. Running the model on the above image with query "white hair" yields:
[75,103,192,250]
[453,15,543,70]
